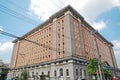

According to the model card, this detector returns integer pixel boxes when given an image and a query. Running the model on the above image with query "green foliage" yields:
[19,70,29,80]
[40,74,49,80]
[87,58,112,79]
[102,62,112,77]
[87,58,98,75]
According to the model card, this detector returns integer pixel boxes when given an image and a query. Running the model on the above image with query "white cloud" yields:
[92,21,106,30]
[29,0,120,22]
[4,59,11,64]
[79,0,120,22]
[112,40,120,54]
[0,41,13,64]
[0,42,13,54]
[112,40,120,68]
[0,26,3,32]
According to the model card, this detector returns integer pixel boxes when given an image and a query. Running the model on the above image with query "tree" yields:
[87,58,98,75]
[101,62,112,78]
[40,74,49,80]
[87,58,112,80]
[19,70,29,80]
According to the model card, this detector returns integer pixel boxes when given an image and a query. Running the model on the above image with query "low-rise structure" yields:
[0,60,9,80]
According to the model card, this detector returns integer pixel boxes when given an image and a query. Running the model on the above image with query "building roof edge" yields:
[13,5,113,47]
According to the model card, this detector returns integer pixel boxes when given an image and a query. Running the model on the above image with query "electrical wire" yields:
[0,4,39,25]
[58,0,65,6]
[49,0,62,9]
[0,0,39,36]
[0,0,27,12]
[0,27,97,58]
[0,0,66,39]
[0,0,97,58]
[0,30,73,54]
[37,0,56,13]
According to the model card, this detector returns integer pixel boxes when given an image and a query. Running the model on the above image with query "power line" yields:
[0,0,27,12]
[0,1,39,35]
[0,28,97,59]
[0,30,71,54]
[37,0,56,13]
[0,4,39,25]
[0,29,89,62]
[49,0,62,9]
[58,0,65,6]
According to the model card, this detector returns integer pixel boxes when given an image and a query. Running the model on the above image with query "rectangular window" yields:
[54,70,57,76]
[66,69,69,76]
[32,72,34,78]
[60,68,63,76]
[80,68,82,75]
[76,69,78,76]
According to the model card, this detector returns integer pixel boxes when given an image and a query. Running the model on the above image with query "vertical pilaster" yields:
[64,11,75,56]
[10,40,20,68]
[14,40,20,68]
[109,46,118,68]
[52,18,57,59]
[78,19,85,58]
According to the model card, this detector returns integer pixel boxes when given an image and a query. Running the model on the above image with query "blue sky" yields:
[0,0,120,68]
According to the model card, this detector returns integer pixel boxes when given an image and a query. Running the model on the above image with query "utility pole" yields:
[92,30,103,80]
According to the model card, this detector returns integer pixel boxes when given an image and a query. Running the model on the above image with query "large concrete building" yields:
[9,5,117,80]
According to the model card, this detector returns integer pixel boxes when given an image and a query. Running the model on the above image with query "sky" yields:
[0,0,120,68]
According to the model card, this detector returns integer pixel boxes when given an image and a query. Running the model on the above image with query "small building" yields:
[0,60,9,80]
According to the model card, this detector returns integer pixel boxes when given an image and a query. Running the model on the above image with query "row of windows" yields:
[57,20,65,58]
[31,68,69,77]
[30,68,86,78]
[76,68,86,76]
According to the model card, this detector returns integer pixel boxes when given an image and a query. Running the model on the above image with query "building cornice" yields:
[13,5,113,47]
[12,56,88,70]
[13,5,84,43]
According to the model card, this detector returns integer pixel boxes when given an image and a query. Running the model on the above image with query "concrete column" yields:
[69,63,74,80]
[82,68,85,79]
[109,46,118,68]
[13,40,20,68]
[78,19,85,58]
[52,18,57,59]
[50,64,55,78]
[64,11,75,56]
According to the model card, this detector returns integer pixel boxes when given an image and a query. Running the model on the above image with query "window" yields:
[58,33,60,38]
[48,71,50,77]
[59,44,60,46]
[60,68,63,76]
[76,69,78,76]
[80,68,82,75]
[58,22,60,25]
[54,70,57,76]
[32,72,34,78]
[36,72,38,75]
[42,72,44,75]
[84,69,86,76]
[66,69,69,76]
[63,51,64,54]
[62,20,64,23]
